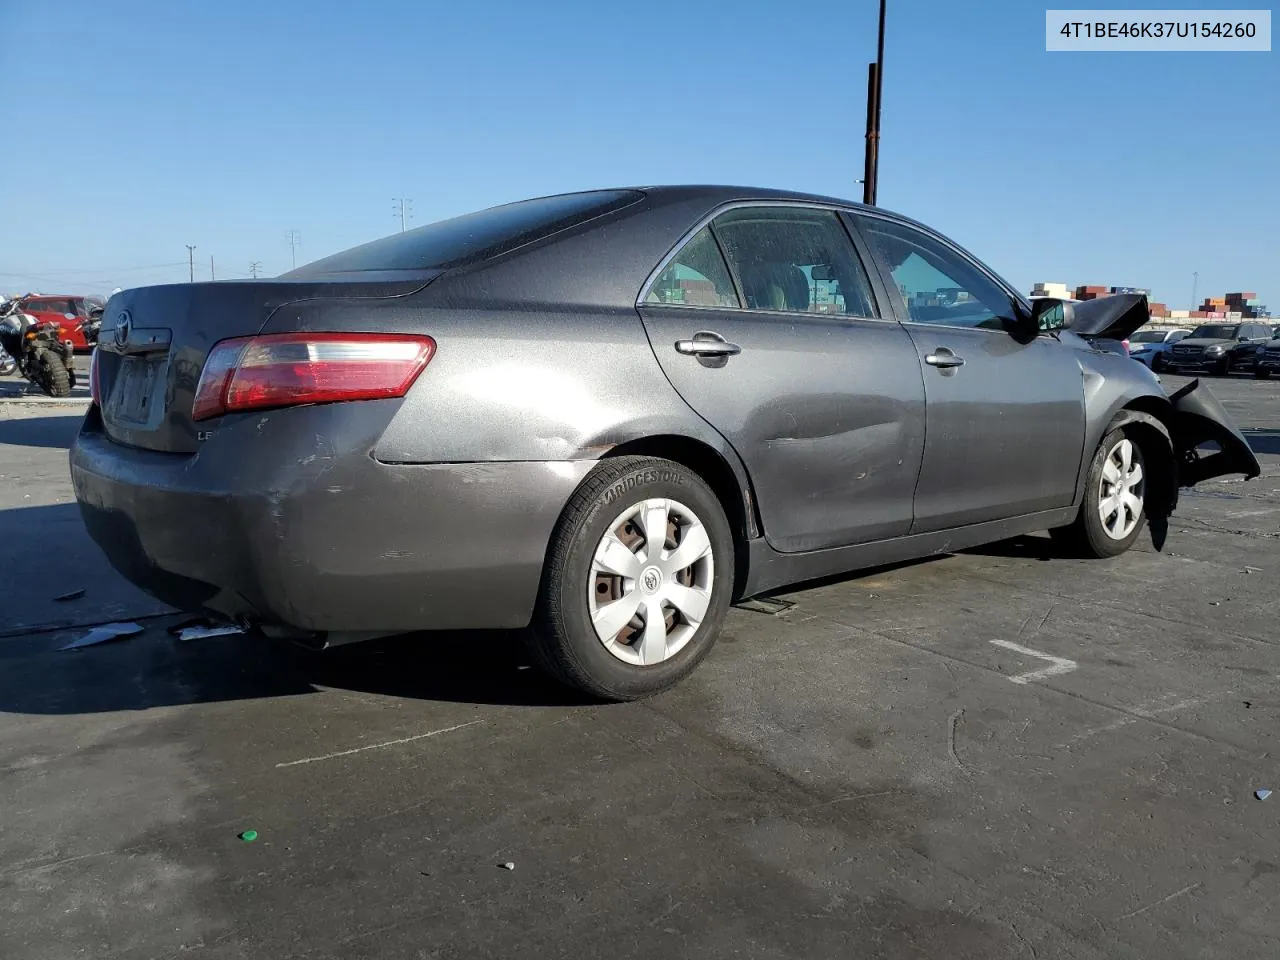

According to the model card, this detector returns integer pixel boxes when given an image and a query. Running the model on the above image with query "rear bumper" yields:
[70,402,591,634]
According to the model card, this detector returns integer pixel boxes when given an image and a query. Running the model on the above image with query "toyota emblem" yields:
[114,310,132,347]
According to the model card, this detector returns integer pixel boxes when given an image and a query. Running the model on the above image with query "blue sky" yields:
[0,0,1275,309]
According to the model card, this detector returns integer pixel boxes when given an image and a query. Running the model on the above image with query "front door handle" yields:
[675,331,742,358]
[925,349,965,369]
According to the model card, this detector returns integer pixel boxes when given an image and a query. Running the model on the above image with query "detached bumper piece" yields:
[1169,379,1261,487]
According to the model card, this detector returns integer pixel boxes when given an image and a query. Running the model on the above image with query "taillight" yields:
[192,333,435,422]
[89,348,102,406]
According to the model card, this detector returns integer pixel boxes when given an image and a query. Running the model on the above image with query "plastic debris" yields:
[59,622,144,651]
[53,589,86,602]
[238,830,259,842]
[1256,789,1272,801]
[499,861,515,871]
[177,623,244,643]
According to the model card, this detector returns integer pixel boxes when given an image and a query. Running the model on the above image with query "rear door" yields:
[637,204,926,554]
[849,213,1086,533]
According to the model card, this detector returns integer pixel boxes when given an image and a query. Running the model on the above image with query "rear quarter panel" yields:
[257,194,753,475]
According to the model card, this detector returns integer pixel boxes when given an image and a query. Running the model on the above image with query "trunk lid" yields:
[96,277,436,454]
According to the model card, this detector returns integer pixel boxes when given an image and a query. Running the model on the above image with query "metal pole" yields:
[862,62,879,205]
[862,0,887,205]
[210,255,215,281]
[186,245,196,283]
[1191,271,1199,310]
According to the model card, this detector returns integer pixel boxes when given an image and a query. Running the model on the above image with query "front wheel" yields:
[529,456,734,701]
[0,354,15,377]
[1256,369,1273,380]
[1050,428,1148,558]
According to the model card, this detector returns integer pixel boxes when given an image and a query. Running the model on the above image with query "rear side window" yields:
[288,190,643,276]
[645,227,740,308]
[711,207,878,317]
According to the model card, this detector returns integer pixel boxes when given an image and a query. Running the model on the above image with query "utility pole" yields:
[186,244,196,282]
[1191,271,1199,310]
[249,261,262,279]
[285,230,301,270]
[862,0,887,205]
[392,198,414,232]
[210,255,215,281]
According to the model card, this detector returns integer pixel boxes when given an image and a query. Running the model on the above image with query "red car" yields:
[16,294,104,351]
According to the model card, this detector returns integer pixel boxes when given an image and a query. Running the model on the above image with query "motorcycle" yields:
[0,297,78,397]
[82,304,104,348]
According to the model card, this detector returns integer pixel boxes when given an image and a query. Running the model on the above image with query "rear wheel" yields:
[529,456,733,701]
[38,355,72,398]
[1050,428,1147,558]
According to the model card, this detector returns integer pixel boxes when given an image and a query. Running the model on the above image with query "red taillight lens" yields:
[89,348,102,406]
[192,333,435,422]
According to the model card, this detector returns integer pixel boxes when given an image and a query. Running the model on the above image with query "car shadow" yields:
[0,621,592,716]
[0,412,84,449]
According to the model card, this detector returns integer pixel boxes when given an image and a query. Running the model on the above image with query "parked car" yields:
[17,294,105,351]
[1127,328,1191,371]
[71,186,1261,700]
[1255,334,1280,379]
[1165,321,1275,375]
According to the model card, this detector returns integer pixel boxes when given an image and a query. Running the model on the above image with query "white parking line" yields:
[275,719,484,768]
[989,639,1078,685]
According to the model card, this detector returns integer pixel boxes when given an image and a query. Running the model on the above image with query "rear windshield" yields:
[287,190,643,277]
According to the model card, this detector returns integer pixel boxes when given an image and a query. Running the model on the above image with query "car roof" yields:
[629,184,930,228]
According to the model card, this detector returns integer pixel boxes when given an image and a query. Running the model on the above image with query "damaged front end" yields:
[1168,378,1262,487]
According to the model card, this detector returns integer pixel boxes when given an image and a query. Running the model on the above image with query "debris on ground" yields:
[498,861,515,871]
[175,622,245,643]
[735,596,796,615]
[238,830,259,842]
[59,622,144,651]
[52,588,86,602]
[1256,789,1272,801]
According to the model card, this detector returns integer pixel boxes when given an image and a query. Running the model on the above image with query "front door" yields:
[851,214,1086,534]
[638,205,926,553]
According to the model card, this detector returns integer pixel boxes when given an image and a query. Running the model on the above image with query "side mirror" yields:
[810,264,836,282]
[1029,297,1074,333]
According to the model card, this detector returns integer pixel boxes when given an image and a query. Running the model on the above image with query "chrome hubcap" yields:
[588,497,714,666]
[1098,438,1145,540]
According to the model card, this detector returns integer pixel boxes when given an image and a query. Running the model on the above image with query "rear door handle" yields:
[675,332,742,358]
[925,350,965,368]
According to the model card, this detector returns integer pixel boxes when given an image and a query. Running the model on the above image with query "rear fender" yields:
[1169,379,1261,486]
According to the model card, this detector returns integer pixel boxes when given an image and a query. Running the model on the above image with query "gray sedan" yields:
[71,187,1260,700]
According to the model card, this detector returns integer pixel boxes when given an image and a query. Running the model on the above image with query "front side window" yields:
[710,207,877,317]
[856,217,1018,330]
[645,227,739,308]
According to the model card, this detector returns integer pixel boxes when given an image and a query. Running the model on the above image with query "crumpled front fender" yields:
[1169,379,1261,486]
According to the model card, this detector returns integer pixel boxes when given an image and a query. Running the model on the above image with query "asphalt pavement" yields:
[1,375,1277,959]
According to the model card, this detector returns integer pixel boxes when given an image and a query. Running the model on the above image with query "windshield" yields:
[286,190,643,277]
[1129,331,1166,343]
[1190,324,1240,339]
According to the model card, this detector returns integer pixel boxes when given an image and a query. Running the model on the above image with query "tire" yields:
[529,455,734,701]
[1050,427,1148,559]
[38,355,72,397]
[1150,354,1166,373]
[0,356,15,377]
[1218,357,1232,376]
[1256,369,1272,380]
